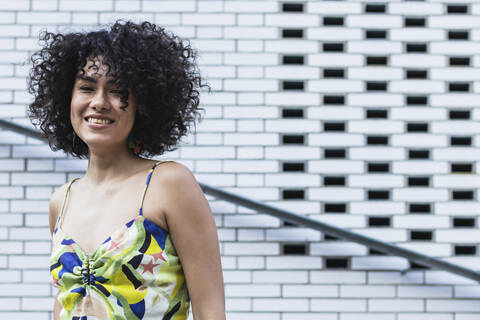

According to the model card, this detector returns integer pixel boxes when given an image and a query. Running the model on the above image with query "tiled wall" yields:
[0,1,479,319]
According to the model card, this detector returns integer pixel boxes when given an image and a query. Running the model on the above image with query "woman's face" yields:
[70,57,136,153]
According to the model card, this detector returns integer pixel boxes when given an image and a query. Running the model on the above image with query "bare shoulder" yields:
[150,160,208,220]
[155,160,197,185]
[152,160,202,201]
[48,182,70,236]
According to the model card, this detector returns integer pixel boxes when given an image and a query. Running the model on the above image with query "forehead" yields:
[77,57,115,78]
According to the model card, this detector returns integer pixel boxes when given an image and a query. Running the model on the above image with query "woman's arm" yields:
[49,183,67,320]
[157,162,226,320]
[53,291,62,320]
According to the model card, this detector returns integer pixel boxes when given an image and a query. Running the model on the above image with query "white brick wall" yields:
[0,0,478,319]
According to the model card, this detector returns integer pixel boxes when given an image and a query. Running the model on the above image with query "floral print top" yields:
[50,160,190,320]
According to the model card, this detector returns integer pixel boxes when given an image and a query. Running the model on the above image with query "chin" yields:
[83,138,121,149]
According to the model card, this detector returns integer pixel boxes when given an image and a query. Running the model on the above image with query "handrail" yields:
[1,119,479,282]
[0,119,45,140]
[200,184,480,282]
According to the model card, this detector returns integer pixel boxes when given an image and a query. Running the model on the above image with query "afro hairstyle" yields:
[27,19,209,159]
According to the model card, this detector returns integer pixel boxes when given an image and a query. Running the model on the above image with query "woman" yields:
[28,20,225,320]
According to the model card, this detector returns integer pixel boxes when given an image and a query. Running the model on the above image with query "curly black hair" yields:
[27,19,209,159]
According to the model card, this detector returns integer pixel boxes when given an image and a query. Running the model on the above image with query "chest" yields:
[67,184,140,222]
[59,180,167,256]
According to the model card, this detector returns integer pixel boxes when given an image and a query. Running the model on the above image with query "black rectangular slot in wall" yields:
[452,190,474,200]
[406,43,427,53]
[324,203,346,213]
[282,108,304,118]
[409,203,431,214]
[282,28,303,38]
[324,122,345,132]
[282,243,307,255]
[451,163,472,173]
[409,149,430,159]
[448,30,469,40]
[282,162,305,172]
[366,56,388,65]
[408,177,430,187]
[282,3,304,12]
[454,245,476,255]
[410,230,433,241]
[368,217,391,227]
[449,110,470,120]
[323,68,344,78]
[325,258,349,269]
[448,4,468,14]
[324,148,346,159]
[282,134,304,144]
[365,4,385,13]
[453,217,475,228]
[323,17,344,26]
[282,80,304,91]
[407,123,429,132]
[366,109,388,119]
[406,95,428,105]
[282,55,304,65]
[366,81,387,91]
[367,136,389,145]
[450,136,472,146]
[323,42,344,52]
[323,176,345,186]
[323,95,344,105]
[366,29,387,39]
[449,57,470,66]
[368,162,390,173]
[406,70,428,79]
[368,190,390,200]
[448,82,470,92]
[282,189,305,200]
[405,17,425,27]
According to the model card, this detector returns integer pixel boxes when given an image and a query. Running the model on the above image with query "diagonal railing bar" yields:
[0,119,45,140]
[200,183,480,282]
[1,119,479,282]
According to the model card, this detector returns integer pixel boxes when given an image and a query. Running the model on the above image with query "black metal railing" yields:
[1,119,479,282]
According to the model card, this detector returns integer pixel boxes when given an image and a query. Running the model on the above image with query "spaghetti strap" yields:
[139,160,165,215]
[55,177,80,230]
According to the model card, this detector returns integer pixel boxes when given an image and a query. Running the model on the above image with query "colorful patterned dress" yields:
[50,160,190,319]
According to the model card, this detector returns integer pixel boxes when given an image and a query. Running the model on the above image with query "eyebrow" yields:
[75,74,116,84]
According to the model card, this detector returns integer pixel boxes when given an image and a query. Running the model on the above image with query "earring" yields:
[133,138,142,154]
[128,132,143,155]
[72,131,76,150]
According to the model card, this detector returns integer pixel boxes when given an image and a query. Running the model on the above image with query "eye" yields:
[110,90,122,95]
[80,86,93,91]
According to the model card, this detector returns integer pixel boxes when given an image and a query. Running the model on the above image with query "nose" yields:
[90,89,110,111]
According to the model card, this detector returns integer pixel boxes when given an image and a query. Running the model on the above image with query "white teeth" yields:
[87,118,113,124]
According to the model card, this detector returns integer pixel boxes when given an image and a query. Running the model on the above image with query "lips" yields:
[84,118,115,129]
[84,116,115,124]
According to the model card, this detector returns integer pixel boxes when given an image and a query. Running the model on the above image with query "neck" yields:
[85,142,143,186]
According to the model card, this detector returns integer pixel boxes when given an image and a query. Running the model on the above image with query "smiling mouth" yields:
[85,117,114,125]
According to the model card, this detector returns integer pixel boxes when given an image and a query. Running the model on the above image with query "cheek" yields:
[127,99,136,124]
[70,93,82,113]
[70,94,87,128]
[69,98,77,119]
[127,110,136,131]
